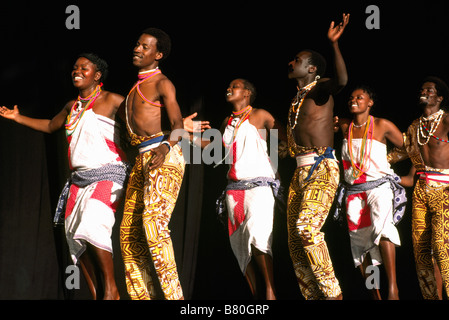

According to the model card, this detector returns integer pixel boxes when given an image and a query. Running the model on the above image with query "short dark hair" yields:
[304,49,327,77]
[240,79,257,104]
[78,52,108,83]
[352,84,377,107]
[422,76,449,109]
[141,27,171,61]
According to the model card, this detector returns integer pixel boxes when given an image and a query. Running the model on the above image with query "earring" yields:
[315,75,321,81]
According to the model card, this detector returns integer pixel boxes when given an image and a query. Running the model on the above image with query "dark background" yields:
[1,1,448,301]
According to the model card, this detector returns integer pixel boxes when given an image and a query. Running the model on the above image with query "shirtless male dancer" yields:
[0,53,127,300]
[389,76,449,299]
[286,13,349,300]
[119,28,186,300]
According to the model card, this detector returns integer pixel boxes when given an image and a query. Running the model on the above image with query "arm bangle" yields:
[161,141,172,152]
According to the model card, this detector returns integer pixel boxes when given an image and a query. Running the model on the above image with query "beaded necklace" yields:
[65,83,103,135]
[288,80,318,129]
[222,105,252,148]
[417,109,445,145]
[127,68,163,107]
[129,68,161,93]
[348,115,374,179]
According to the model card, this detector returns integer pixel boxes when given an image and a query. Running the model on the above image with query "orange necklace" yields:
[347,115,374,179]
[65,83,102,135]
[223,105,252,148]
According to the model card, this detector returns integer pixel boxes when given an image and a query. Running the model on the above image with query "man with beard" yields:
[389,76,449,299]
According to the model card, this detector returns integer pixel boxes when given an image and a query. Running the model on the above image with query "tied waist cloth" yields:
[54,163,131,225]
[332,174,407,226]
[128,131,170,154]
[295,146,337,181]
[417,170,449,185]
[216,177,286,226]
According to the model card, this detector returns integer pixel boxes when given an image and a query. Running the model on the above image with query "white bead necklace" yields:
[417,109,444,145]
[288,80,318,129]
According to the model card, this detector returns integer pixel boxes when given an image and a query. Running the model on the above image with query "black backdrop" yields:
[1,1,449,301]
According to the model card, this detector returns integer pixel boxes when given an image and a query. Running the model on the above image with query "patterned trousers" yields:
[120,144,185,300]
[412,178,449,299]
[287,159,342,299]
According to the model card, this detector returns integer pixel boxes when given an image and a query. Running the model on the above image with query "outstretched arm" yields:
[0,103,69,133]
[182,112,213,149]
[325,13,350,94]
[183,112,211,133]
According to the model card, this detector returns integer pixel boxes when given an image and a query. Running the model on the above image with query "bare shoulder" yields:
[375,117,397,130]
[251,107,273,118]
[64,99,76,112]
[250,107,275,129]
[309,77,334,105]
[157,74,174,87]
[443,111,449,125]
[102,90,125,105]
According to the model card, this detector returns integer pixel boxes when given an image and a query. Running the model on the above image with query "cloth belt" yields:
[215,177,285,226]
[137,134,169,154]
[296,147,337,181]
[417,171,449,184]
[54,163,131,226]
[332,174,407,226]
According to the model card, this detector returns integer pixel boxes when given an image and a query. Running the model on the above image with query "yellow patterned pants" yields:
[412,178,449,299]
[120,144,185,300]
[287,158,342,299]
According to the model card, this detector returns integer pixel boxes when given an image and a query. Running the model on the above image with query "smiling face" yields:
[419,82,443,109]
[71,57,101,89]
[226,79,251,104]
[348,89,373,115]
[132,34,163,70]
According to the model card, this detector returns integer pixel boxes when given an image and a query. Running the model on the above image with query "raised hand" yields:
[0,105,19,120]
[328,13,350,43]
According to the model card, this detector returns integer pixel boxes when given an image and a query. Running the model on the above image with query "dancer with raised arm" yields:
[286,13,349,300]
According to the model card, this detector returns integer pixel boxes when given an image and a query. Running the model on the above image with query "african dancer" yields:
[334,85,405,299]
[388,76,449,299]
[119,27,186,300]
[286,13,349,300]
[0,53,127,300]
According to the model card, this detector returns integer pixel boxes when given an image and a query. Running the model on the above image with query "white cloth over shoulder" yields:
[223,119,275,181]
[223,118,277,273]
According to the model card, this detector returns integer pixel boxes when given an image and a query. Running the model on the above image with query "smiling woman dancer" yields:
[186,78,286,299]
[334,85,406,300]
[0,53,128,300]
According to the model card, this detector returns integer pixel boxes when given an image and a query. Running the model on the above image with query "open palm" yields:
[328,13,350,43]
